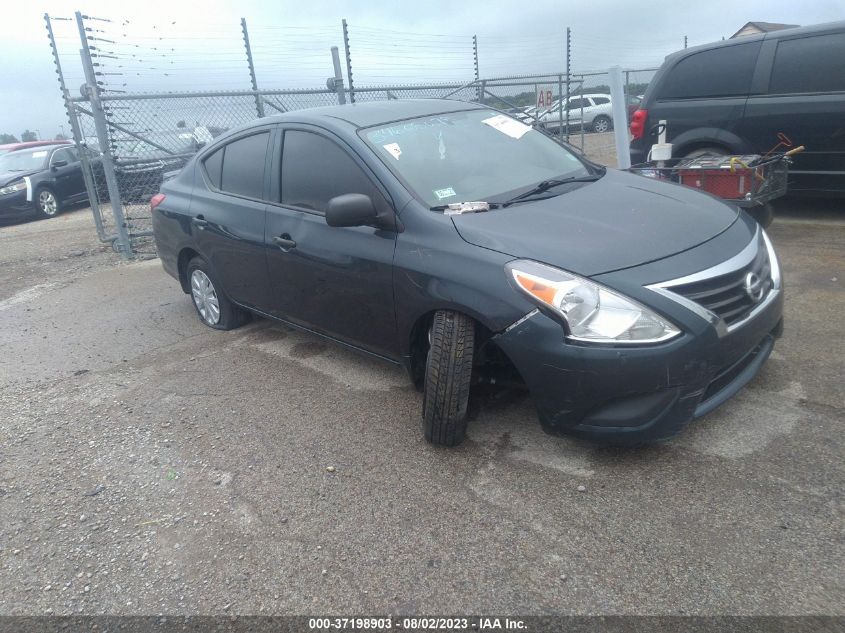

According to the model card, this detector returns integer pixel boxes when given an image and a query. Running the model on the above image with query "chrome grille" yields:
[669,243,772,326]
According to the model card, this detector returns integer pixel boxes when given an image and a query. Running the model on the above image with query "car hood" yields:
[0,170,39,186]
[450,169,739,277]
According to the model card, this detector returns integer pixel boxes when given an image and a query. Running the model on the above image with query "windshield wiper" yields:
[500,173,603,207]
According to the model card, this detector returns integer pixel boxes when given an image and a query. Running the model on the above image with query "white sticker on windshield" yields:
[383,142,402,160]
[32,151,48,158]
[433,187,456,200]
[481,114,531,139]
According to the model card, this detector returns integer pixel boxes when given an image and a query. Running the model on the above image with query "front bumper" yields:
[0,189,35,219]
[493,285,784,444]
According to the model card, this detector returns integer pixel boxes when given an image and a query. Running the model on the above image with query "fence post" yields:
[75,11,132,259]
[45,13,107,242]
[565,27,571,143]
[557,73,564,140]
[330,46,346,105]
[342,19,355,104]
[241,18,264,118]
[608,65,631,169]
[472,35,480,101]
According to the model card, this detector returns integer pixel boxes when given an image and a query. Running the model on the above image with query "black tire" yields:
[422,310,475,447]
[35,187,62,219]
[592,115,612,133]
[186,256,249,331]
[748,203,774,228]
[683,146,728,159]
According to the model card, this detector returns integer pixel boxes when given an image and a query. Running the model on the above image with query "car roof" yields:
[0,140,71,151]
[262,98,487,129]
[4,143,70,154]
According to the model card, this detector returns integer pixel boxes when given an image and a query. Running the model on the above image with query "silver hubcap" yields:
[39,191,57,216]
[190,269,220,325]
[594,119,609,133]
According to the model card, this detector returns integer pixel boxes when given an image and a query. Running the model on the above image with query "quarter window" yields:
[769,33,845,94]
[280,130,387,214]
[659,42,761,99]
[202,147,223,190]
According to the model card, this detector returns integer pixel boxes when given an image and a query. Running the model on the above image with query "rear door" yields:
[264,127,399,358]
[739,29,845,194]
[188,128,273,310]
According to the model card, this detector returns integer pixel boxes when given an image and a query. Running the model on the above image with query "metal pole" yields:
[342,19,355,104]
[45,13,106,242]
[557,73,564,140]
[330,46,346,105]
[565,27,571,143]
[75,11,132,259]
[608,65,631,169]
[241,18,264,118]
[472,35,480,102]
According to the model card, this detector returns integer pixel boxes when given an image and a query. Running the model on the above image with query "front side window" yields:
[769,33,845,94]
[361,109,589,208]
[51,148,77,165]
[567,98,588,111]
[659,42,762,99]
[280,130,387,214]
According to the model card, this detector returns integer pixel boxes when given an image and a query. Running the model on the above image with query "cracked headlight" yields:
[0,180,26,196]
[507,260,681,344]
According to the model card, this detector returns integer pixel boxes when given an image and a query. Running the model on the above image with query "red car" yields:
[0,140,71,155]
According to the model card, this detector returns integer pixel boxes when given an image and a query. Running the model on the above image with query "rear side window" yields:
[220,132,269,199]
[592,96,610,105]
[281,130,386,214]
[659,42,761,99]
[202,148,223,189]
[769,33,845,94]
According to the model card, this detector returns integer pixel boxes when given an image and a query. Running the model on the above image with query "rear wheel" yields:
[186,257,249,330]
[592,115,612,133]
[35,187,61,219]
[683,146,728,159]
[422,310,476,447]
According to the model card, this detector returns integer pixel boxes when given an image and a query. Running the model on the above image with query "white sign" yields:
[535,84,555,110]
[481,114,531,140]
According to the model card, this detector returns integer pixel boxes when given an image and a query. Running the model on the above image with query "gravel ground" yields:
[0,201,843,617]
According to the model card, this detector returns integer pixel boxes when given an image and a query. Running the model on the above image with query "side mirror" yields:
[326,193,378,228]
[51,160,68,169]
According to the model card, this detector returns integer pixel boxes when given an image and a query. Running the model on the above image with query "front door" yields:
[264,127,399,359]
[50,147,84,201]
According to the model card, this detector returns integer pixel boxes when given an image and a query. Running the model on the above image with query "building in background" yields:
[731,21,800,38]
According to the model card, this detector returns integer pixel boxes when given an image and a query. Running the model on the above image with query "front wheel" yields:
[422,310,476,447]
[186,257,250,330]
[35,187,61,219]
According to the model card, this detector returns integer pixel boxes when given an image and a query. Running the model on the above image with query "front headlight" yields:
[0,180,26,196]
[506,260,681,344]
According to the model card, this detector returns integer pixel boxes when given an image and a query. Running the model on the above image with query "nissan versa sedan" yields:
[152,99,783,447]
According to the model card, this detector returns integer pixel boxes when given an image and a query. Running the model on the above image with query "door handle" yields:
[191,216,208,230]
[273,234,297,250]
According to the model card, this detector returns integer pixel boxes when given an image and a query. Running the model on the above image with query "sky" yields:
[2,0,842,139]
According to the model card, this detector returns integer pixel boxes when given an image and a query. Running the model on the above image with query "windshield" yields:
[0,149,50,172]
[361,109,590,207]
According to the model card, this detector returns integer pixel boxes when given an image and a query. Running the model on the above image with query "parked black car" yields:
[0,144,92,221]
[152,100,783,446]
[630,21,845,195]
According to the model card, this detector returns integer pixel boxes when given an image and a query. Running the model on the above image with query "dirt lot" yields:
[0,202,843,616]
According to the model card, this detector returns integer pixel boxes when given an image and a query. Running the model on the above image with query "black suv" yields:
[630,21,845,195]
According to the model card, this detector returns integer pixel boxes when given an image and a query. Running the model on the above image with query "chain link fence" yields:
[46,11,669,257]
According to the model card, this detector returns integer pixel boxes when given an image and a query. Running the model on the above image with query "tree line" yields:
[0,131,69,144]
